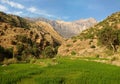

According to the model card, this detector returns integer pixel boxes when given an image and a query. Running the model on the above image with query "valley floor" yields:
[0,56,120,84]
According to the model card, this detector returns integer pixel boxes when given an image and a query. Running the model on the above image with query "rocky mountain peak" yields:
[52,18,97,38]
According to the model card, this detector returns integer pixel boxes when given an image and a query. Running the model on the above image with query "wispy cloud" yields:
[1,0,24,9]
[1,0,56,18]
[27,6,58,18]
[0,4,8,12]
[27,7,37,13]
[0,0,68,20]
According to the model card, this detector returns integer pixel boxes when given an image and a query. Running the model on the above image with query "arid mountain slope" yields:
[33,21,64,44]
[0,12,64,61]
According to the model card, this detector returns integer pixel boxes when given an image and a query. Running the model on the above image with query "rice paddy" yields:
[0,57,120,84]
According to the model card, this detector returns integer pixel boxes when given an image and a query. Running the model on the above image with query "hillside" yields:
[58,12,120,66]
[0,11,31,28]
[0,11,64,62]
[29,17,97,38]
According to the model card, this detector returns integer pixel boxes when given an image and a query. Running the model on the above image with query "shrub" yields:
[15,41,40,61]
[11,40,17,45]
[98,27,120,52]
[31,44,40,57]
[42,46,55,58]
[16,35,32,45]
[66,44,72,47]
[0,45,5,53]
[95,54,100,58]
[71,51,76,55]
[0,46,13,61]
[3,58,17,65]
[111,57,118,61]
[4,47,13,58]
[16,43,24,55]
[73,39,77,43]
[90,45,96,48]
[54,46,59,54]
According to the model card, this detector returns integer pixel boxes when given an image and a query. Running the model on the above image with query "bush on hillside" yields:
[66,44,72,47]
[0,45,4,53]
[71,51,76,55]
[90,45,96,48]
[16,35,32,45]
[15,43,40,61]
[98,27,120,52]
[42,46,55,58]
[0,46,13,61]
[29,44,40,58]
[16,43,24,55]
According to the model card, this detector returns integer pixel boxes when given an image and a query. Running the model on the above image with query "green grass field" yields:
[0,57,120,84]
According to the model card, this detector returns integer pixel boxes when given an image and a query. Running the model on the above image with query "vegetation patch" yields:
[98,27,120,52]
[66,44,72,47]
[0,57,120,84]
[71,51,76,55]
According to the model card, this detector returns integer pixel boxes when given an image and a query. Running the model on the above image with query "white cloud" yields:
[1,0,24,9]
[27,7,37,13]
[27,7,56,18]
[0,0,62,19]
[0,4,8,12]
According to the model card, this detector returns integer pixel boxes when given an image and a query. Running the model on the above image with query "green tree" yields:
[98,27,120,52]
[16,44,24,55]
[42,46,55,58]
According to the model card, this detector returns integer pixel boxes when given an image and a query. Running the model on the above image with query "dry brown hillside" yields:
[32,21,64,44]
[0,12,64,62]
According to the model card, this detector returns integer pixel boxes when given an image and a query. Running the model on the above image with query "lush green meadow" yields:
[0,57,120,84]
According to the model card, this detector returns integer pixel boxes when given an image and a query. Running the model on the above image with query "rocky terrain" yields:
[30,17,97,38]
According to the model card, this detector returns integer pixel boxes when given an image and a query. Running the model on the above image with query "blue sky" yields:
[0,0,120,21]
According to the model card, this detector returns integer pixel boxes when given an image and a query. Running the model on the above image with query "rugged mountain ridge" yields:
[29,17,97,38]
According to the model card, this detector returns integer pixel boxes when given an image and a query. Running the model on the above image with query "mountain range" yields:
[29,17,97,38]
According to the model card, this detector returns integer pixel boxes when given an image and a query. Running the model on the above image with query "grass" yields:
[0,63,42,84]
[0,57,120,84]
[34,58,120,84]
